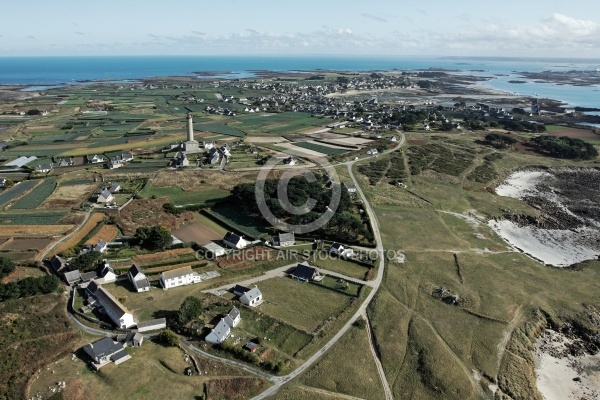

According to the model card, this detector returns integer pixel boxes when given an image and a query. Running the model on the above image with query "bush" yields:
[158,329,180,347]
[0,257,15,279]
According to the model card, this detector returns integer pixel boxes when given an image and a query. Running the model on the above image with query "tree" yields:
[158,329,180,347]
[0,257,15,279]
[178,296,203,325]
[26,109,41,115]
[70,251,103,272]
[135,225,172,250]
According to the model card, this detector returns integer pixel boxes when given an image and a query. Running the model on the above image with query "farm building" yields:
[136,318,167,333]
[203,241,226,258]
[240,286,263,307]
[271,232,295,247]
[160,266,201,290]
[86,282,136,329]
[127,264,150,292]
[223,232,248,249]
[63,269,81,285]
[96,260,116,284]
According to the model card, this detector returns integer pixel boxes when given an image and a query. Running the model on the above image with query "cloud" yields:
[27,35,35,39]
[75,31,85,35]
[191,31,205,35]
[361,13,387,23]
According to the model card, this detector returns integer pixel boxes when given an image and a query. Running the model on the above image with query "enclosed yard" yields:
[255,276,360,333]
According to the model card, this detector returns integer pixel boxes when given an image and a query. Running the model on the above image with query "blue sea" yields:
[0,55,599,108]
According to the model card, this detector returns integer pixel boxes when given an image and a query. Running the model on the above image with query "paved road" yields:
[251,132,405,399]
[37,209,93,261]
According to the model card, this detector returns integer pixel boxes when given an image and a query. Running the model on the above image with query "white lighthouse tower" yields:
[183,112,200,153]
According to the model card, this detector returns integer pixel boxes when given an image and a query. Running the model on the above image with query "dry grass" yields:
[84,225,119,246]
[28,340,267,400]
[0,224,74,236]
[50,213,105,256]
[131,247,197,266]
[301,325,385,399]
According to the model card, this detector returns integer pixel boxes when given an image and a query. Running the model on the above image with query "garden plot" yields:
[172,221,221,246]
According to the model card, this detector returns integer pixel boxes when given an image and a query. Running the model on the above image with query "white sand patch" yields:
[495,170,553,198]
[535,329,600,400]
[488,220,600,267]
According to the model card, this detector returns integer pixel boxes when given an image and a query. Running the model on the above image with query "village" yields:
[0,68,598,400]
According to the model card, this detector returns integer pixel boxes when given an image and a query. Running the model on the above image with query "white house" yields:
[224,307,241,328]
[343,183,357,194]
[35,164,53,173]
[128,264,150,292]
[205,318,231,344]
[87,283,136,329]
[160,266,201,289]
[109,182,121,193]
[240,286,263,307]
[88,154,105,164]
[94,240,108,253]
[97,260,116,283]
[97,189,114,204]
[223,232,248,249]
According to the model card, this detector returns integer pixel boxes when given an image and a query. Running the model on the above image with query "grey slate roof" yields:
[80,271,98,282]
[291,263,318,281]
[128,264,144,279]
[83,337,124,361]
[63,269,81,284]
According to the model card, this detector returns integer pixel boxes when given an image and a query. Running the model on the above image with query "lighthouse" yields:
[183,112,200,153]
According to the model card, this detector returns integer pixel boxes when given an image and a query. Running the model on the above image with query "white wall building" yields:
[160,266,201,290]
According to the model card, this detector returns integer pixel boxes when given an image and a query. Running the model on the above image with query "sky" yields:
[1,0,600,58]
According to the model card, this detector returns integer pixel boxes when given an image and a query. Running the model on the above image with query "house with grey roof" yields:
[63,269,81,285]
[160,265,201,290]
[289,261,322,282]
[224,307,241,328]
[82,337,130,370]
[96,189,114,204]
[240,286,263,307]
[205,317,231,344]
[271,232,295,247]
[128,264,150,292]
[136,318,166,333]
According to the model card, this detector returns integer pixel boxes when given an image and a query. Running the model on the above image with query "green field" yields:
[256,277,359,333]
[139,183,229,206]
[0,210,68,225]
[11,178,57,209]
[0,180,38,207]
[292,142,348,155]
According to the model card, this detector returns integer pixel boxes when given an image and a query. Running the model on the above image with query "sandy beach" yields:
[535,329,600,400]
[492,169,600,267]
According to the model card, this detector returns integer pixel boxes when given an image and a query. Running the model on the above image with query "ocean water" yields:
[0,55,599,107]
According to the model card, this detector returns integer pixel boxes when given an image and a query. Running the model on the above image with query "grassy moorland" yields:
[357,133,600,399]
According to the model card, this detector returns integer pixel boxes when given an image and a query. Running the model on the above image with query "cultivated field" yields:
[172,221,221,245]
[51,212,105,256]
[84,224,119,245]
